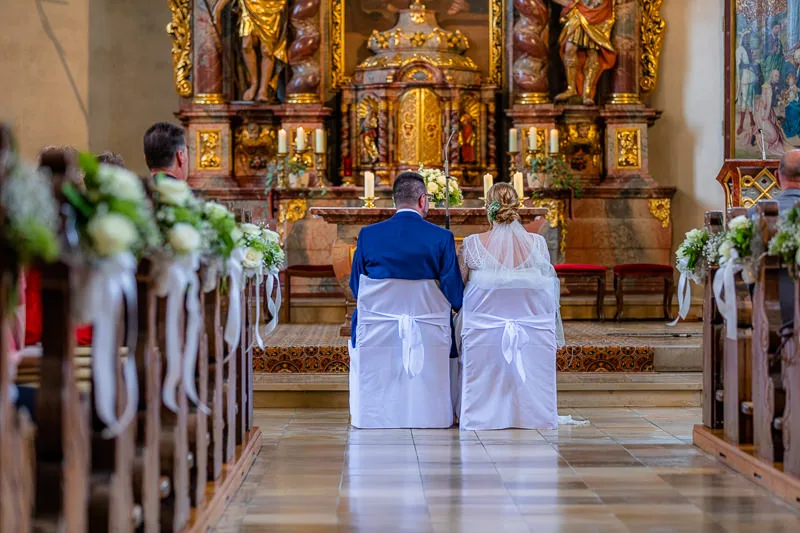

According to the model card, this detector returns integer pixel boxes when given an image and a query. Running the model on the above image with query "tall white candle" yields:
[549,128,559,154]
[315,128,326,154]
[483,173,493,198]
[278,129,288,154]
[508,128,519,153]
[296,127,306,151]
[513,172,524,200]
[528,127,537,150]
[364,171,375,198]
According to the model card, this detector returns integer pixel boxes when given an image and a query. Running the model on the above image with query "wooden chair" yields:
[284,264,338,323]
[553,264,606,321]
[612,263,675,321]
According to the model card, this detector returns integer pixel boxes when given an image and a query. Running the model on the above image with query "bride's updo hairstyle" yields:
[486,182,520,225]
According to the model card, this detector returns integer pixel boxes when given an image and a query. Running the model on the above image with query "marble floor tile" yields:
[211,408,800,533]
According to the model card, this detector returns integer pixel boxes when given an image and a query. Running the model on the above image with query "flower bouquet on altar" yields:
[239,222,285,348]
[61,154,161,437]
[418,164,463,207]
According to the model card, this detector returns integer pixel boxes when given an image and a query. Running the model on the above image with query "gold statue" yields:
[215,0,288,102]
[552,0,617,105]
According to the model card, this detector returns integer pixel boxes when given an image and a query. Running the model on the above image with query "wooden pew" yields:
[703,211,725,430]
[205,279,224,483]
[751,201,785,465]
[188,270,210,508]
[788,268,800,477]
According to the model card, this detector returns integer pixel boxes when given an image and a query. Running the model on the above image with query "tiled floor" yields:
[213,408,800,533]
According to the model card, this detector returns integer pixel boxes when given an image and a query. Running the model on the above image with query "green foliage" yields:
[530,155,583,198]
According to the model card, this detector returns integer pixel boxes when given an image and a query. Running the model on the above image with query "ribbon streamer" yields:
[667,272,692,326]
[712,252,742,340]
[86,252,139,438]
[181,254,208,414]
[224,248,246,352]
[500,320,529,383]
[262,266,282,340]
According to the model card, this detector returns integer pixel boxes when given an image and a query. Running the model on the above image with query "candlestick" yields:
[549,128,559,154]
[508,128,519,153]
[296,127,306,151]
[359,196,378,208]
[364,171,375,198]
[314,150,328,189]
[528,127,537,150]
[315,128,326,154]
[278,129,288,154]
[482,173,493,200]
[513,172,526,207]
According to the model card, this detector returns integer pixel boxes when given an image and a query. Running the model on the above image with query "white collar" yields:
[396,209,422,217]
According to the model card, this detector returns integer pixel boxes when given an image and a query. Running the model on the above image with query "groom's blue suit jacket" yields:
[349,210,464,350]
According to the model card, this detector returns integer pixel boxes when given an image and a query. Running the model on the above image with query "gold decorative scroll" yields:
[639,0,666,94]
[648,199,671,228]
[167,0,192,98]
[330,0,346,89]
[278,198,309,244]
[615,128,641,169]
[197,130,222,170]
[489,0,504,85]
[531,198,568,255]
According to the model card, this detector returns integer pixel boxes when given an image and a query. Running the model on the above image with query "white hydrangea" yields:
[240,222,261,236]
[262,229,280,244]
[204,201,231,221]
[155,177,191,206]
[728,215,751,232]
[97,165,145,202]
[168,222,201,253]
[87,212,138,257]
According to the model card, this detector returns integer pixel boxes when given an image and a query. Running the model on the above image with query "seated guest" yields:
[143,122,188,181]
[97,151,126,167]
[777,149,800,324]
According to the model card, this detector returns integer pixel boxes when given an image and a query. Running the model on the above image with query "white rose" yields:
[240,223,261,236]
[262,229,280,244]
[204,201,230,221]
[230,227,243,245]
[426,181,438,194]
[242,247,264,269]
[87,212,138,257]
[168,222,201,253]
[435,174,446,187]
[98,165,145,202]
[718,240,734,264]
[155,177,191,206]
[728,215,750,232]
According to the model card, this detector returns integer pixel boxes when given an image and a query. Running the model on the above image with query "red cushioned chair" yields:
[554,264,606,321]
[612,263,674,321]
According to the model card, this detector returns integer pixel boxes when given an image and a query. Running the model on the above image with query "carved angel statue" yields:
[214,0,288,102]
[551,0,617,105]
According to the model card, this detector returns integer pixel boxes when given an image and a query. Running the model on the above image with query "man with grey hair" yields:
[349,171,464,401]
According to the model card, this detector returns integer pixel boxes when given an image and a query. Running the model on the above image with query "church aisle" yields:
[212,408,800,533]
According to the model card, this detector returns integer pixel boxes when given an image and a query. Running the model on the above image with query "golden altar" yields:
[308,206,547,335]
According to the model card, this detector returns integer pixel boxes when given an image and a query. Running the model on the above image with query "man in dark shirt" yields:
[143,122,189,181]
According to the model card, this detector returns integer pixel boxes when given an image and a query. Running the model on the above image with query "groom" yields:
[349,171,464,354]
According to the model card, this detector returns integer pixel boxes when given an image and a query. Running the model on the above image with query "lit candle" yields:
[549,128,559,154]
[528,127,537,150]
[364,171,375,198]
[278,129,288,154]
[315,128,326,154]
[296,126,306,151]
[513,172,524,200]
[483,173,493,198]
[508,128,518,153]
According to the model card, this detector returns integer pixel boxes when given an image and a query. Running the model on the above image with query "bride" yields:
[455,183,584,430]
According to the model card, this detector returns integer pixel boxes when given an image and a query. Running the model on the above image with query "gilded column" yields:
[512,0,550,105]
[450,99,460,166]
[167,0,193,98]
[608,0,639,105]
[193,1,224,103]
[287,0,321,103]
[487,102,497,167]
[378,99,389,167]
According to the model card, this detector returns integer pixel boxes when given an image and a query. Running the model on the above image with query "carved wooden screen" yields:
[716,159,781,208]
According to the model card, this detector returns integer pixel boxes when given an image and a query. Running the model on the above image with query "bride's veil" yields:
[464,220,565,347]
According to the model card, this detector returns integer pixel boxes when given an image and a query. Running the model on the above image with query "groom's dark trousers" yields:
[349,210,464,354]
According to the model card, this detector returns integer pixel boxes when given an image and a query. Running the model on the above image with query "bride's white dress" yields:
[456,220,586,429]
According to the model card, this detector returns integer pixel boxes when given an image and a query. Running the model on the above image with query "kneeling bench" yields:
[554,264,607,321]
[613,263,674,321]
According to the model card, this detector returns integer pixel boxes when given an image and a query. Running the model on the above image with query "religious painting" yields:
[726,0,800,158]
[341,0,494,79]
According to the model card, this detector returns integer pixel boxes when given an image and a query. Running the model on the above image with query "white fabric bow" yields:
[712,251,742,340]
[500,320,529,383]
[261,266,282,342]
[224,248,246,352]
[358,309,450,377]
[668,271,692,326]
[86,252,139,438]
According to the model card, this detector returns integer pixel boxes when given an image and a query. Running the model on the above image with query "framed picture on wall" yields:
[725,0,800,158]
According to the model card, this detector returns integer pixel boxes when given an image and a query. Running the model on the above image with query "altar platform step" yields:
[252,372,702,409]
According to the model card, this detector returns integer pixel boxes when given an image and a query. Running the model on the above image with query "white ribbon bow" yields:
[86,252,139,438]
[667,271,692,326]
[157,253,205,413]
[224,248,246,352]
[262,266,282,342]
[712,251,742,340]
[500,320,529,383]
[358,309,450,377]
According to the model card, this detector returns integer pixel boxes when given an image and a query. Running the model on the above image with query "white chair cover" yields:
[459,282,558,430]
[349,276,454,429]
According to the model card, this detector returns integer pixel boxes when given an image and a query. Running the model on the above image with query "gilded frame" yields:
[329,0,505,89]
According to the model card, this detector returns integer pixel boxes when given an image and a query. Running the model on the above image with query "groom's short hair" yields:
[393,171,426,206]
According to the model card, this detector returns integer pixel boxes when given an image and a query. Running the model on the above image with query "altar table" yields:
[308,207,548,336]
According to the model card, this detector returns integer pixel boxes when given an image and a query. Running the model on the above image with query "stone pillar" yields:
[608,0,640,105]
[600,107,661,185]
[287,0,321,104]
[512,0,550,105]
[193,2,225,104]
